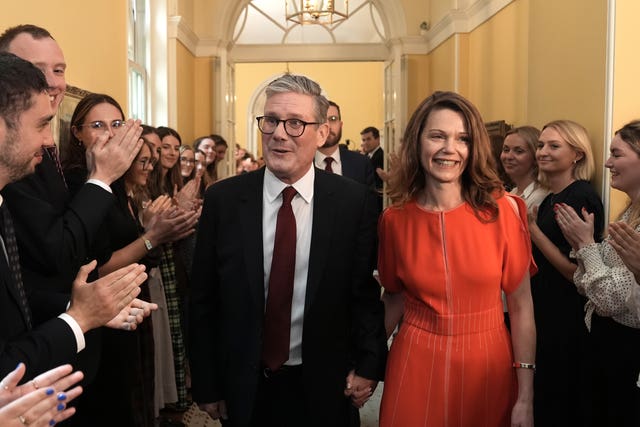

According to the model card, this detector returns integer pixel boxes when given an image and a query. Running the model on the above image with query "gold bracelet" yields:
[512,362,536,371]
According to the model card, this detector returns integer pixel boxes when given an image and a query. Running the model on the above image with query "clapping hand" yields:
[0,363,83,427]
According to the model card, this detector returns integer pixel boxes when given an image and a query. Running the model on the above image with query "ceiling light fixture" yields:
[286,0,349,26]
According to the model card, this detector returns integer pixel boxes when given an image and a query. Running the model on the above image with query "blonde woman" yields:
[529,120,604,426]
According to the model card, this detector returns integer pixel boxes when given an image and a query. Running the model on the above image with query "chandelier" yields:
[285,0,349,26]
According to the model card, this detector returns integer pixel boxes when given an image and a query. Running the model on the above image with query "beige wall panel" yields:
[527,0,607,193]
[406,55,431,114]
[466,0,528,125]
[0,0,129,112]
[429,36,456,92]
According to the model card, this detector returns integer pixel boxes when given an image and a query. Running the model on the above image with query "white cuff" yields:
[86,179,112,194]
[57,313,86,353]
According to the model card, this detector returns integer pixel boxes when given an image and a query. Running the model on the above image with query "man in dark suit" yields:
[190,74,387,427]
[0,52,149,382]
[360,126,384,211]
[314,100,375,191]
[0,25,143,310]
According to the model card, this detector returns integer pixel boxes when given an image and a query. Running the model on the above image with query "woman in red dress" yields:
[378,91,536,427]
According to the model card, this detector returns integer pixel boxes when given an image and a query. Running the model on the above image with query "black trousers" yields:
[250,365,306,427]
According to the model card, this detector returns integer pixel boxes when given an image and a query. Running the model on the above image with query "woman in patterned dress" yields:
[555,119,640,426]
[378,91,536,427]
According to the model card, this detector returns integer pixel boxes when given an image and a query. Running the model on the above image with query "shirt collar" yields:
[314,147,341,168]
[264,165,315,204]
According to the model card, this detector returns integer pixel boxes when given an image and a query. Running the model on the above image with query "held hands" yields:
[199,401,227,421]
[344,370,377,409]
[554,203,595,250]
[608,221,640,281]
[0,363,83,427]
[86,119,143,185]
[67,261,147,333]
[105,298,158,331]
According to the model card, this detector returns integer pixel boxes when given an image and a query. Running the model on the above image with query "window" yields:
[128,0,148,122]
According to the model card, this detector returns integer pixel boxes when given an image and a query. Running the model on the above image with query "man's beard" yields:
[322,128,342,148]
[0,129,37,182]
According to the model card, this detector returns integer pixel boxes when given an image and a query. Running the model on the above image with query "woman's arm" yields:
[381,291,404,339]
[506,271,535,427]
[529,220,577,281]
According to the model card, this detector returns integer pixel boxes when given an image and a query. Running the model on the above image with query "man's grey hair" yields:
[265,74,329,123]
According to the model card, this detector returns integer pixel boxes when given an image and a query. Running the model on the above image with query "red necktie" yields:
[262,186,297,371]
[324,157,334,173]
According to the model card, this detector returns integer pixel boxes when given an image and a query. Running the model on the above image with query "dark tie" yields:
[45,145,67,189]
[262,186,297,371]
[324,157,334,173]
[0,205,32,329]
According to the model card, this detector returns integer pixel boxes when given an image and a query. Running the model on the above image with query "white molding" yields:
[423,0,514,53]
[602,0,616,223]
[229,43,391,62]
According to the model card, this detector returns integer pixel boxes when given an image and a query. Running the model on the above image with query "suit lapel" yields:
[305,170,336,311]
[0,248,28,327]
[239,169,266,310]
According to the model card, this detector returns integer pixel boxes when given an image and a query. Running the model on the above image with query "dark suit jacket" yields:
[1,155,115,382]
[0,209,78,381]
[369,146,384,191]
[2,155,115,320]
[339,145,375,190]
[190,168,387,427]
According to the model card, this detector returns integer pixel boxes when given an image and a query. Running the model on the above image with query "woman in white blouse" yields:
[555,119,640,426]
[500,126,549,214]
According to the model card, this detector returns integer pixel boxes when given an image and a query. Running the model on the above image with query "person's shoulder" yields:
[204,169,263,197]
[341,147,368,162]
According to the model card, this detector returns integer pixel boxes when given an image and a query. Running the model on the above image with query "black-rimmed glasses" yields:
[77,120,126,131]
[256,116,321,137]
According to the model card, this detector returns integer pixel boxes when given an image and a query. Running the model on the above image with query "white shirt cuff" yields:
[57,313,86,353]
[86,179,112,194]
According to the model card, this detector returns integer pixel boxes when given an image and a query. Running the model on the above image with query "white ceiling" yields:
[233,0,387,45]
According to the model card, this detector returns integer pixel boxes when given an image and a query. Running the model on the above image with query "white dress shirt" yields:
[314,148,343,176]
[262,166,314,365]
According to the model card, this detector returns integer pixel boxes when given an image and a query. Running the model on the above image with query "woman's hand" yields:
[174,179,202,211]
[141,195,172,227]
[144,206,200,245]
[0,364,83,427]
[554,203,594,250]
[609,221,640,280]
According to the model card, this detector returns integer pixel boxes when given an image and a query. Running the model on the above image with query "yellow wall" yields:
[466,0,529,125]
[194,56,214,139]
[175,40,196,143]
[608,0,640,219]
[235,62,384,153]
[429,35,457,92]
[0,1,129,113]
[527,0,607,193]
[406,54,430,114]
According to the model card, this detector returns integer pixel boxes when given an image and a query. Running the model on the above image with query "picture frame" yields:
[52,85,91,147]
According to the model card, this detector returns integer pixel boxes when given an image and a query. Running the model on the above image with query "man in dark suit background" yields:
[190,74,387,427]
[360,126,384,211]
[314,100,376,192]
[0,52,149,383]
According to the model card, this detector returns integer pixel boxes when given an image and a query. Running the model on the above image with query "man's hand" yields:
[67,261,147,333]
[198,401,228,420]
[344,370,377,408]
[86,119,143,185]
[105,298,158,331]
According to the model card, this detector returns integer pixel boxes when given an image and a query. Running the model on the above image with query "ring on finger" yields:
[0,381,8,391]
[18,415,28,424]
[31,379,39,389]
